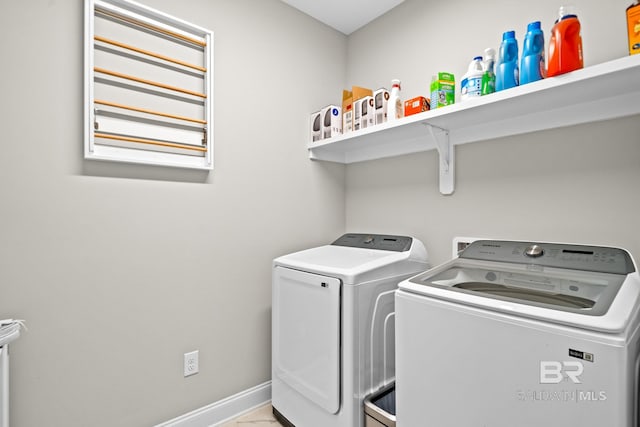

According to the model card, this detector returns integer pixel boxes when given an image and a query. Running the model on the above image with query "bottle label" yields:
[461,76,482,97]
[481,72,495,95]
[395,98,403,119]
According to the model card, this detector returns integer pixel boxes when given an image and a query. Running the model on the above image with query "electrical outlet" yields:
[452,237,484,257]
[184,350,199,377]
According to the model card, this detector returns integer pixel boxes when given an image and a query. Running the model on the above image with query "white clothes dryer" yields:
[396,240,640,427]
[272,233,429,427]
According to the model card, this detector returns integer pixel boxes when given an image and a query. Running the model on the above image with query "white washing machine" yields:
[272,233,429,427]
[396,240,640,427]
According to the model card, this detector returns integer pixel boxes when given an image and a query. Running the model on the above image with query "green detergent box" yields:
[430,72,455,108]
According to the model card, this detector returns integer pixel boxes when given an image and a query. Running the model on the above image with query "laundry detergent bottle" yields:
[520,21,545,84]
[627,1,640,55]
[547,5,583,77]
[496,30,519,91]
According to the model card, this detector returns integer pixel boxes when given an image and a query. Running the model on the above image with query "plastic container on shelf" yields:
[387,79,403,121]
[461,56,484,101]
[481,48,496,95]
[627,1,640,55]
[520,21,546,85]
[496,30,519,91]
[548,5,583,77]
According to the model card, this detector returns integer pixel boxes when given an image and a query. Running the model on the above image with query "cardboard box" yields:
[430,72,455,109]
[354,96,375,130]
[310,111,322,142]
[404,96,430,116]
[353,98,363,131]
[361,96,375,129]
[342,90,354,133]
[342,86,372,133]
[321,105,342,139]
[373,88,390,125]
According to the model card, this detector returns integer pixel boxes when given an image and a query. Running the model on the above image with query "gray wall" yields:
[0,1,346,425]
[346,0,640,265]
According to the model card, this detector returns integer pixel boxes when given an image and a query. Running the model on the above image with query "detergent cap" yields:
[527,21,542,31]
[558,5,578,19]
[502,30,516,41]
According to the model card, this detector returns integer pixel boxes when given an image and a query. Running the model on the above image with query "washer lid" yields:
[400,241,640,333]
[274,235,428,284]
[460,240,635,275]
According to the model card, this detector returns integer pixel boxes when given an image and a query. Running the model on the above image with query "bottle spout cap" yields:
[527,21,541,31]
[559,5,578,19]
[502,30,516,40]
[483,47,496,59]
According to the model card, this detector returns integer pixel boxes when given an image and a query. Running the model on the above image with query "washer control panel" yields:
[332,233,413,252]
[460,240,635,275]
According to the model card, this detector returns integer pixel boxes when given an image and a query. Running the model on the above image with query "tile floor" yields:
[218,403,284,426]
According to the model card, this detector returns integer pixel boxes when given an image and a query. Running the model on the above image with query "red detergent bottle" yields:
[548,5,584,77]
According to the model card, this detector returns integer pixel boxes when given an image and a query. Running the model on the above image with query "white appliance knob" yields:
[525,244,544,258]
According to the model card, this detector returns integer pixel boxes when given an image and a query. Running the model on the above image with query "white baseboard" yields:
[155,381,272,427]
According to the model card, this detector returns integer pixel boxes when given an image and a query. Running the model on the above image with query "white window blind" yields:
[84,0,214,170]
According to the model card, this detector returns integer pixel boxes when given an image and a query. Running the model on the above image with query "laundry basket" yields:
[364,382,396,427]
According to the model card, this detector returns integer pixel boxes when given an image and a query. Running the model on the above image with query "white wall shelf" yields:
[307,55,640,194]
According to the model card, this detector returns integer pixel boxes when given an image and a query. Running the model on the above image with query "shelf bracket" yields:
[424,123,454,195]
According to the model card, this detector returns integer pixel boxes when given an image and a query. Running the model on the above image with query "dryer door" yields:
[273,266,341,414]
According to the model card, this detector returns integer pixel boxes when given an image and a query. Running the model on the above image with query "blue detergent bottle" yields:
[520,21,545,84]
[496,30,519,91]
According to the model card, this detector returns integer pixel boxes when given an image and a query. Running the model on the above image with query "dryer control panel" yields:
[332,233,413,252]
[460,240,635,275]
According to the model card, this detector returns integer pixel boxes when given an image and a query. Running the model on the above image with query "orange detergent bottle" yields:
[628,1,640,55]
[547,5,584,77]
